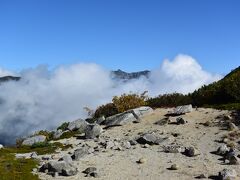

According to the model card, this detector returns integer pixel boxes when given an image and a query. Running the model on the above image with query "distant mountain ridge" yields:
[111,69,150,80]
[0,76,21,83]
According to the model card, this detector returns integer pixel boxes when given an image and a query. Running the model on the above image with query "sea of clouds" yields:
[0,54,222,144]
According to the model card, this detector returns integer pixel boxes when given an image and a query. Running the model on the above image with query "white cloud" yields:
[0,67,15,77]
[0,55,222,144]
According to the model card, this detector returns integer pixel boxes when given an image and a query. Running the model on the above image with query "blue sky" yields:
[0,0,239,74]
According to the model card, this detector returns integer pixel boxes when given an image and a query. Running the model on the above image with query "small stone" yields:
[83,167,97,174]
[122,141,131,149]
[195,174,207,179]
[138,158,147,164]
[87,172,99,178]
[228,122,238,131]
[229,155,240,165]
[176,117,186,125]
[216,144,230,155]
[169,164,179,170]
[218,169,237,180]
[184,147,200,157]
[129,140,138,146]
[105,141,115,149]
[143,144,150,148]
[164,145,183,153]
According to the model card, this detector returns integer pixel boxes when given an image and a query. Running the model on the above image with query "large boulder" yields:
[67,119,89,132]
[128,106,153,120]
[85,124,102,139]
[168,104,193,116]
[40,160,77,176]
[22,135,46,146]
[104,112,137,127]
[104,106,153,127]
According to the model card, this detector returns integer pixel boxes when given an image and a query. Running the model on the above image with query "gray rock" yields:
[22,135,46,146]
[136,133,157,145]
[218,169,237,180]
[67,119,89,132]
[15,152,37,159]
[42,155,52,161]
[83,167,97,174]
[96,116,105,125]
[128,106,153,120]
[40,160,77,176]
[72,146,89,160]
[229,155,240,165]
[105,112,137,127]
[227,122,238,131]
[59,154,72,164]
[85,124,102,139]
[184,147,200,157]
[155,117,170,126]
[122,141,131,149]
[87,172,99,178]
[163,145,183,153]
[176,117,186,124]
[105,141,115,149]
[53,129,63,139]
[129,140,138,146]
[168,104,193,115]
[216,144,230,155]
[169,164,179,170]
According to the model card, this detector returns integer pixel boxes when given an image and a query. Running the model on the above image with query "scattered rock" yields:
[53,129,63,139]
[67,119,89,132]
[169,164,179,170]
[83,167,97,174]
[184,147,200,157]
[227,122,238,131]
[176,117,186,125]
[72,146,89,160]
[154,117,170,126]
[168,104,193,116]
[143,144,150,148]
[129,140,138,146]
[15,152,37,159]
[218,169,237,180]
[122,141,131,149]
[136,133,157,145]
[195,174,207,179]
[59,154,73,164]
[22,135,46,146]
[87,172,99,178]
[105,141,115,149]
[85,124,102,139]
[96,116,105,125]
[163,145,183,153]
[229,155,240,165]
[40,160,77,176]
[216,144,230,155]
[138,158,147,164]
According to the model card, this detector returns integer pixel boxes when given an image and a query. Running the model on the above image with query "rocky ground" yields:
[17,106,240,180]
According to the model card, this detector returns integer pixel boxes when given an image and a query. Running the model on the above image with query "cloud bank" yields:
[0,55,222,144]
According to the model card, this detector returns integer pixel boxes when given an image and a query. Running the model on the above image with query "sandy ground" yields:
[37,108,240,180]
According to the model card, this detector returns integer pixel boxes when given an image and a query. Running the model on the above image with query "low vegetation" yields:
[0,151,39,180]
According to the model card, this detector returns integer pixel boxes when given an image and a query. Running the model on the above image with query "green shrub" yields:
[94,103,119,118]
[57,122,69,131]
[146,93,192,108]
[112,93,146,113]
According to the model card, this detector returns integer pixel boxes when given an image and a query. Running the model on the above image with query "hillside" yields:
[191,66,240,106]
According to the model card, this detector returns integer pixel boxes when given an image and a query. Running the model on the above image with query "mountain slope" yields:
[191,66,240,106]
